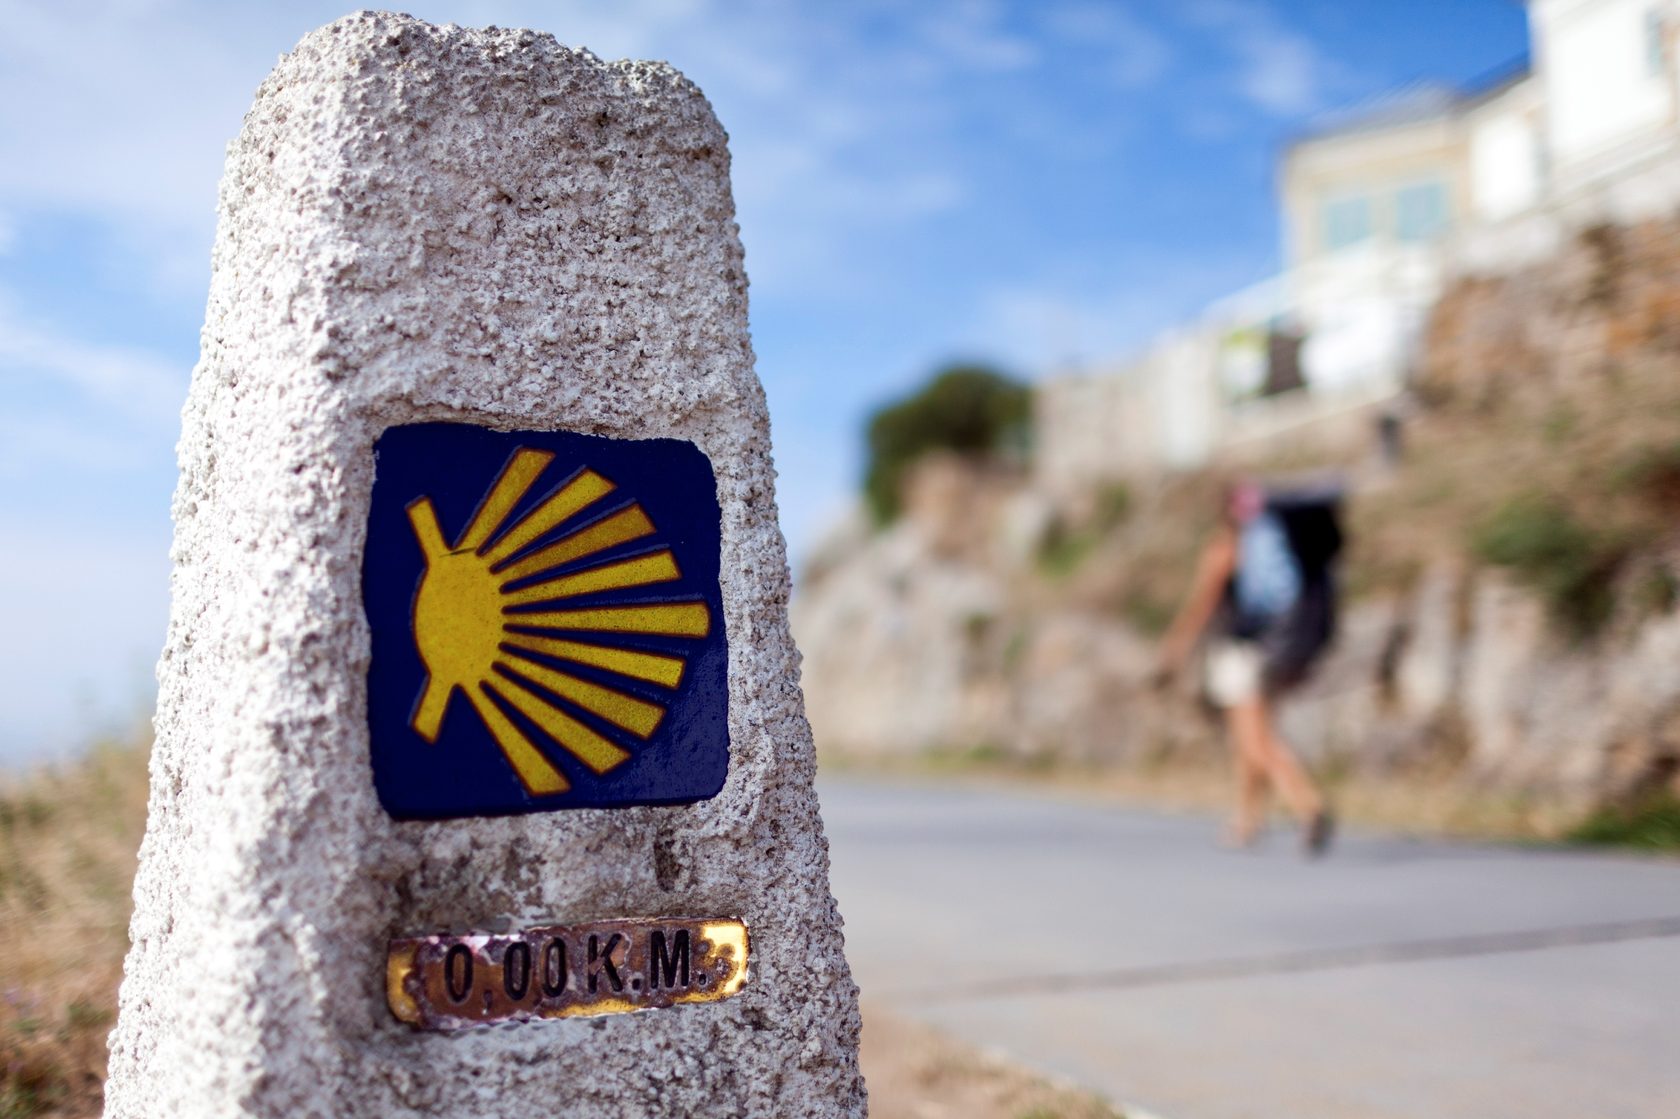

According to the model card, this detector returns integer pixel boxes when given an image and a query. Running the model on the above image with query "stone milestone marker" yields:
[105,13,864,1118]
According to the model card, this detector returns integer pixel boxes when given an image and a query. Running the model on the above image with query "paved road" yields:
[820,778,1680,1119]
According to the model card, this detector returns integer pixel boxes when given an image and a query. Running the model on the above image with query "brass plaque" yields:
[387,916,748,1029]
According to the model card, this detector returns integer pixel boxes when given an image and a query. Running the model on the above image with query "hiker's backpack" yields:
[1228,483,1344,647]
[1267,486,1345,583]
[1234,511,1302,624]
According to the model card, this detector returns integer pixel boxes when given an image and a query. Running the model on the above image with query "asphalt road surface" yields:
[820,778,1680,1119]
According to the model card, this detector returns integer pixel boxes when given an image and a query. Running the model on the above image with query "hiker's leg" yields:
[1255,698,1323,823]
[1224,700,1273,843]
[1232,749,1268,845]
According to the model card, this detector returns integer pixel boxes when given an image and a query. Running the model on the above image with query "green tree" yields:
[863,364,1030,523]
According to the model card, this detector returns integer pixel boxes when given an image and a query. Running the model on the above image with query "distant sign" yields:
[365,424,730,819]
[387,917,749,1029]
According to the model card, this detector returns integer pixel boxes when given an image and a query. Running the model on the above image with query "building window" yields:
[1322,194,1372,252]
[1395,179,1450,242]
[1648,8,1666,78]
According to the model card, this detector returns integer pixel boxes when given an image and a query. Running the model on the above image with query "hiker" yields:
[1155,478,1339,854]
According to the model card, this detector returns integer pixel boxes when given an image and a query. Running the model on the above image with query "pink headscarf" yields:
[1226,479,1264,525]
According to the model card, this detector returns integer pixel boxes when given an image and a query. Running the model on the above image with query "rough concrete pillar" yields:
[105,13,864,1117]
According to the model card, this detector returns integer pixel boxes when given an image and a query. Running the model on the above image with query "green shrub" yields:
[1634,564,1679,619]
[1033,483,1132,580]
[1541,404,1577,445]
[863,364,1029,523]
[1002,627,1029,671]
[1611,440,1680,510]
[1568,794,1680,850]
[1036,519,1097,580]
[1121,589,1175,637]
[1471,494,1625,640]
[1093,482,1133,530]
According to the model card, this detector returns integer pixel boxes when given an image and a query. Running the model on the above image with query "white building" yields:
[1538,0,1680,186]
[1036,0,1680,496]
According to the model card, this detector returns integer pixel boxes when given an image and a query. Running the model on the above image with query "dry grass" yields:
[0,740,1125,1118]
[0,739,149,1118]
[1349,391,1680,624]
[1039,472,1225,638]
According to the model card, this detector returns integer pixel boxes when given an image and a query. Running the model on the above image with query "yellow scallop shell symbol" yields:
[405,448,711,795]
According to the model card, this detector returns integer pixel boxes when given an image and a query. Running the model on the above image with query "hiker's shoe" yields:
[1304,809,1335,857]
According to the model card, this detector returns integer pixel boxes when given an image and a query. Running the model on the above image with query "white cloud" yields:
[916,0,1040,72]
[1238,28,1323,115]
[0,411,157,480]
[0,296,186,426]
[970,254,1271,376]
[1041,1,1172,89]
[1187,0,1334,117]
[0,1,1044,307]
[0,2,274,272]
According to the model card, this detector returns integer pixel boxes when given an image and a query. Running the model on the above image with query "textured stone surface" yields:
[795,451,1680,807]
[105,12,863,1118]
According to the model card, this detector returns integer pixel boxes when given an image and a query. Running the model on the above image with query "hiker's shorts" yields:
[1208,577,1335,708]
[1205,639,1264,707]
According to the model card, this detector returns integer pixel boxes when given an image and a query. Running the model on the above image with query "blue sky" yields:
[0,0,1527,761]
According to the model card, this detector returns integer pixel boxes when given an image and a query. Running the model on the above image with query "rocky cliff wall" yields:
[793,220,1680,817]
